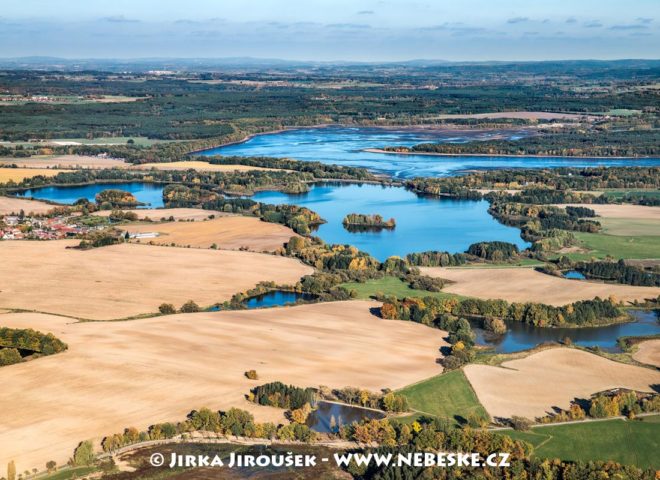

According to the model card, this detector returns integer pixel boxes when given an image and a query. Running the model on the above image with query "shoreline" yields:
[364,148,657,160]
[189,123,537,155]
[190,125,657,161]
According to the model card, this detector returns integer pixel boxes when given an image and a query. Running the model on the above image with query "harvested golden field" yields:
[0,154,127,169]
[0,241,312,320]
[559,204,660,236]
[0,301,446,470]
[421,266,660,306]
[0,195,55,215]
[133,160,280,172]
[124,216,297,252]
[92,207,225,221]
[633,339,660,368]
[0,167,72,182]
[464,348,660,419]
[433,111,593,120]
[561,203,660,220]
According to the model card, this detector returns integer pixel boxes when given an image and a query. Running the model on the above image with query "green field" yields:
[568,232,660,260]
[41,466,98,480]
[397,370,489,423]
[503,416,660,469]
[599,218,660,237]
[341,276,459,300]
[601,190,660,200]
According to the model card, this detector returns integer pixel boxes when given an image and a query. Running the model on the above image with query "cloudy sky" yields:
[1,0,658,60]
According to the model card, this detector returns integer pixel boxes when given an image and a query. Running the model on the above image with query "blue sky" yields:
[1,0,658,60]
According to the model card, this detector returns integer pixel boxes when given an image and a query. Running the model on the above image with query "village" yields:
[0,212,98,240]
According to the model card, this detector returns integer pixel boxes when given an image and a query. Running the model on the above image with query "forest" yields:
[384,123,660,157]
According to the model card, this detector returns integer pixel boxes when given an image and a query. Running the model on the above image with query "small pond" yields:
[307,401,386,433]
[15,182,166,208]
[563,270,587,280]
[473,309,660,353]
[244,291,316,309]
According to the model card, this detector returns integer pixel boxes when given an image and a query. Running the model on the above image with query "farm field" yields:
[571,232,660,260]
[398,370,488,423]
[432,111,593,120]
[341,276,460,300]
[560,203,660,221]
[124,216,297,252]
[48,136,168,146]
[503,415,660,469]
[133,160,281,172]
[464,348,660,419]
[92,207,225,221]
[558,204,660,236]
[0,195,54,215]
[632,339,660,367]
[0,301,447,471]
[420,266,660,305]
[599,218,660,236]
[0,240,312,319]
[0,167,72,182]
[0,154,127,169]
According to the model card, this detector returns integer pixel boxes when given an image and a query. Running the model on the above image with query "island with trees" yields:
[342,213,396,232]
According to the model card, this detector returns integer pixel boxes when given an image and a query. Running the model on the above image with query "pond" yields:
[252,183,529,260]
[306,401,386,433]
[198,126,660,178]
[473,309,660,353]
[244,290,316,309]
[15,182,166,208]
[563,270,587,280]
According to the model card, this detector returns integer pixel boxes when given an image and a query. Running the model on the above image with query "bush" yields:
[179,300,201,313]
[158,303,176,315]
[245,370,259,380]
[0,348,22,366]
[509,416,533,431]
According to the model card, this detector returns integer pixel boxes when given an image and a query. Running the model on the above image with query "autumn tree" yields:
[71,440,95,466]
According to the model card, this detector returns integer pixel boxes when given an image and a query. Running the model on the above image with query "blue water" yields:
[199,126,660,178]
[16,182,165,208]
[474,309,660,353]
[307,401,385,433]
[252,183,529,260]
[245,291,316,309]
[563,270,587,280]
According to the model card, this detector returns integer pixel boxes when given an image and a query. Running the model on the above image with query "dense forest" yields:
[575,260,660,287]
[404,167,660,194]
[380,295,626,328]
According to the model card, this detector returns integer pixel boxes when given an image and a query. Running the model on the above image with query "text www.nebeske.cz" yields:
[155,451,511,469]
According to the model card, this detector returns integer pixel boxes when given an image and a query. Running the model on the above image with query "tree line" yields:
[575,259,660,287]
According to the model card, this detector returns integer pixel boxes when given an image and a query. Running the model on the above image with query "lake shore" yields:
[192,123,534,155]
[364,148,655,160]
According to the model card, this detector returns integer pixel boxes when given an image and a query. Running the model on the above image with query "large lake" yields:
[252,183,529,260]
[16,182,165,208]
[199,126,660,177]
[16,181,526,259]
